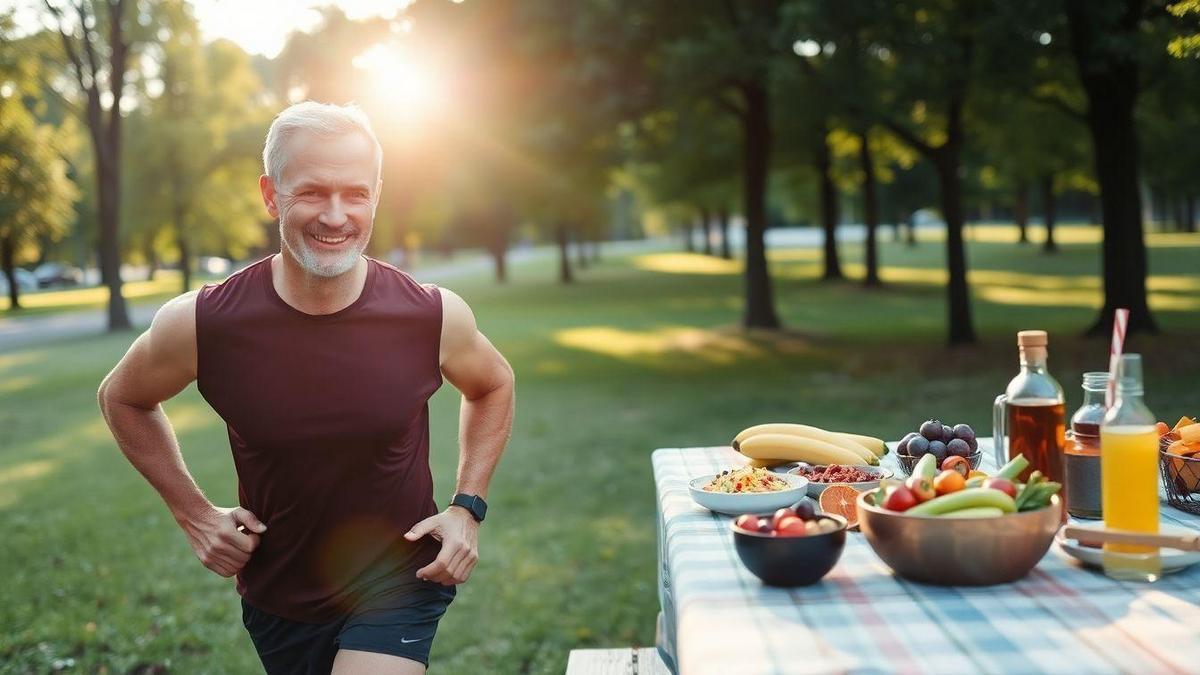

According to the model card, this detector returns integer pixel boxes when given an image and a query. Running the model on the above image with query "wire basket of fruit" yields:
[895,420,982,477]
[1159,416,1200,516]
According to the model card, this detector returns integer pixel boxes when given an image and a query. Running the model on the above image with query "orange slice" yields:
[819,484,862,527]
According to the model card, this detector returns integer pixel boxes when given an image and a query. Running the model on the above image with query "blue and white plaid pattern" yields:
[654,442,1200,674]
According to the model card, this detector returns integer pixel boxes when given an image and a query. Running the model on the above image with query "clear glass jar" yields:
[1064,372,1107,519]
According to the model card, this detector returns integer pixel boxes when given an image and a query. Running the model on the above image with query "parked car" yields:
[0,268,39,295]
[32,262,83,288]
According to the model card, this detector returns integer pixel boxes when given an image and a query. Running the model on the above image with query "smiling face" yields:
[263,129,381,278]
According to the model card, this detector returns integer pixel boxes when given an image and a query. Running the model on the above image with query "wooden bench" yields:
[565,648,671,674]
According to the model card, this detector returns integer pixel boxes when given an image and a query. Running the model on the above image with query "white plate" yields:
[688,473,809,516]
[1055,523,1200,574]
[784,465,894,498]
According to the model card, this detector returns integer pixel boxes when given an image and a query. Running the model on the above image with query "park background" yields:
[2,0,1200,672]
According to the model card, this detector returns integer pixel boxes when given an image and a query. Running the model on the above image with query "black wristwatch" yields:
[450,493,487,523]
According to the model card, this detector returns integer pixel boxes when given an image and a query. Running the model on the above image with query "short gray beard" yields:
[280,219,369,278]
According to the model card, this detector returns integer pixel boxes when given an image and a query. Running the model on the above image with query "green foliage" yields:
[1168,1,1200,57]
[0,92,78,260]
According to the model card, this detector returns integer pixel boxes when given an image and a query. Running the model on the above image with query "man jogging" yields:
[97,101,515,674]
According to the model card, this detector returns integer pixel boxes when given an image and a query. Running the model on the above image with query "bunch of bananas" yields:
[732,423,888,467]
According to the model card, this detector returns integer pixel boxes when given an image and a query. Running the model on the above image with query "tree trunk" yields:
[1041,174,1058,253]
[718,207,732,259]
[859,129,881,287]
[700,207,714,255]
[935,138,976,345]
[97,150,131,330]
[906,213,918,246]
[177,225,192,294]
[1,233,21,310]
[145,243,158,281]
[556,222,573,284]
[1066,0,1157,336]
[739,81,781,328]
[1015,179,1030,244]
[816,121,843,280]
[575,230,589,271]
[682,222,695,252]
[491,246,507,283]
[1187,194,1197,233]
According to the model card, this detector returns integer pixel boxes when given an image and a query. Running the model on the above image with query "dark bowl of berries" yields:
[731,502,847,587]
[895,420,982,477]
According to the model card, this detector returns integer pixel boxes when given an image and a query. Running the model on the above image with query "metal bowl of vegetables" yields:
[856,454,1062,585]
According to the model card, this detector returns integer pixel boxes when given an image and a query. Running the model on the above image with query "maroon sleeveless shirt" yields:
[196,256,443,622]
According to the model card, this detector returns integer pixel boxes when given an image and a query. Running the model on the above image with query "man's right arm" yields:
[97,291,264,578]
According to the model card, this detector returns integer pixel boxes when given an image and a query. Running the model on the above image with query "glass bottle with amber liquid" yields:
[993,331,1066,497]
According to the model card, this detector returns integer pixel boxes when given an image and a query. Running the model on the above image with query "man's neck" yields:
[271,253,368,315]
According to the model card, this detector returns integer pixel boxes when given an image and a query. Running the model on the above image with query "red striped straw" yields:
[1106,308,1130,408]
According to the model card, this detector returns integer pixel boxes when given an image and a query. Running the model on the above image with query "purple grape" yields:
[928,440,948,462]
[897,432,919,455]
[919,420,943,441]
[941,425,954,443]
[947,438,970,457]
[908,436,930,456]
[790,500,817,521]
[953,424,976,443]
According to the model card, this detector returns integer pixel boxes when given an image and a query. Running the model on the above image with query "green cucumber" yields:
[996,454,1030,481]
[906,488,1017,516]
[941,506,1005,518]
[914,453,939,480]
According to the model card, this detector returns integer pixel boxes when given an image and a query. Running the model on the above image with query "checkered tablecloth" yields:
[653,442,1200,675]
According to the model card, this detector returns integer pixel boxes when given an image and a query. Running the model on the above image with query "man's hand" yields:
[404,507,479,585]
[178,506,266,578]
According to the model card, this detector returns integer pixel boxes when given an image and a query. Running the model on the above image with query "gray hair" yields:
[262,101,383,185]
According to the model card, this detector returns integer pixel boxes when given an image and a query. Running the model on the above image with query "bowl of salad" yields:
[688,466,808,515]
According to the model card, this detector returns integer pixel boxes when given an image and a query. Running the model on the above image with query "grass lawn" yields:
[0,272,214,318]
[2,225,1199,673]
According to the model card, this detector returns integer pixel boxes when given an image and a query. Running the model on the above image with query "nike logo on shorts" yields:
[400,637,426,644]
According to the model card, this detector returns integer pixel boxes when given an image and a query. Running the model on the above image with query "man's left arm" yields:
[404,287,515,585]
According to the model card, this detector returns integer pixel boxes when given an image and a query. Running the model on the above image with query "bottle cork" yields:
[1017,330,1048,362]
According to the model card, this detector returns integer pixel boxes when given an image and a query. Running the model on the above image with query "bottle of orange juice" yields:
[1100,353,1161,582]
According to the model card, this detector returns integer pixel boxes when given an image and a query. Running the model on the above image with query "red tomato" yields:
[771,507,796,530]
[934,469,966,495]
[734,514,761,531]
[941,455,971,478]
[775,515,809,536]
[883,485,918,512]
[983,477,1017,498]
[904,476,936,502]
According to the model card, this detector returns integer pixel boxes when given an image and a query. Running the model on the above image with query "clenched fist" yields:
[179,506,266,578]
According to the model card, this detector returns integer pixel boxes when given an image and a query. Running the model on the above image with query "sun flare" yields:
[353,43,446,116]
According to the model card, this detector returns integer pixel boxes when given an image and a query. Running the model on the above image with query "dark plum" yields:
[946,438,971,457]
[919,420,943,441]
[789,500,817,521]
[928,440,948,463]
[897,432,920,455]
[966,437,979,452]
[952,424,976,443]
[940,425,954,443]
[908,436,930,456]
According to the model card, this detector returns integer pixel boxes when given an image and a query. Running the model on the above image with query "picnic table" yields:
[652,440,1200,674]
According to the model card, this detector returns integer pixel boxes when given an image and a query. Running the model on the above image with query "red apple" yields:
[882,485,918,512]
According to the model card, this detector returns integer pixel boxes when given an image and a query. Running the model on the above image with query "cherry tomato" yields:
[983,477,1017,498]
[734,514,761,531]
[771,507,796,530]
[934,469,966,495]
[775,515,808,536]
[904,476,936,502]
[941,455,971,478]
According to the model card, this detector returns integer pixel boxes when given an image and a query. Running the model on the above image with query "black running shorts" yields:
[240,582,456,674]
